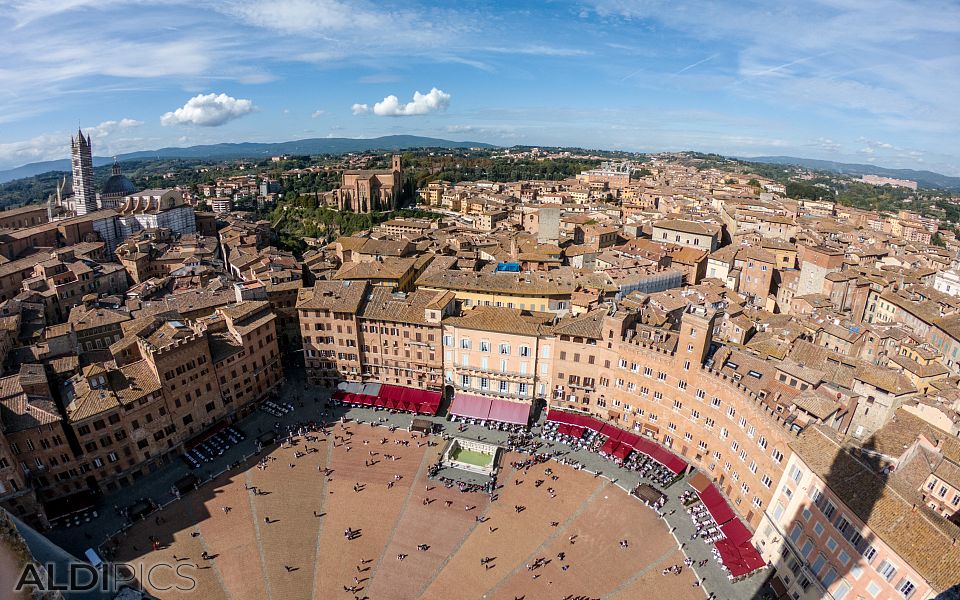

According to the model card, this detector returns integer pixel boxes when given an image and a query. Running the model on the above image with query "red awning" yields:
[569,425,585,439]
[715,539,765,578]
[721,519,754,546]
[740,543,766,572]
[547,410,576,424]
[378,385,405,402]
[613,444,633,460]
[599,424,623,441]
[600,438,620,455]
[699,484,737,525]
[451,393,493,420]
[619,432,641,447]
[417,402,439,416]
[487,397,532,425]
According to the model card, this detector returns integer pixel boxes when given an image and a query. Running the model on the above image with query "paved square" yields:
[112,423,703,599]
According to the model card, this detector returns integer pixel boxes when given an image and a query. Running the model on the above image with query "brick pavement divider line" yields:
[363,436,437,588]
[193,505,233,600]
[479,477,612,600]
[244,469,275,600]
[412,464,521,600]
[600,544,690,600]
[307,429,336,600]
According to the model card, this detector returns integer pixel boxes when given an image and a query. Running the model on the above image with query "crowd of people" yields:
[687,503,724,543]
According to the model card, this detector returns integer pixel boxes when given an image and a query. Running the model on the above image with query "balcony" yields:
[457,366,535,381]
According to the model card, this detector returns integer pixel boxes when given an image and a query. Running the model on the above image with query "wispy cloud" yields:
[675,54,718,75]
[0,117,144,165]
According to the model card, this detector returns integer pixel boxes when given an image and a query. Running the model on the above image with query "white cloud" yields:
[359,88,451,117]
[160,93,254,127]
[86,118,144,139]
[0,118,144,168]
[311,109,326,118]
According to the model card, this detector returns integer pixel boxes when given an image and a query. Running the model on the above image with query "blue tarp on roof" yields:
[495,262,521,272]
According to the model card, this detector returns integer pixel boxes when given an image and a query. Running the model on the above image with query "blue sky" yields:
[0,0,958,174]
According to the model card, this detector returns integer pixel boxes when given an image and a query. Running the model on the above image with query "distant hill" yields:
[0,135,495,183]
[746,155,960,191]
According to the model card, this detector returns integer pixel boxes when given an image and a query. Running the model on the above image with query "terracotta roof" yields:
[0,372,60,432]
[444,306,553,337]
[334,256,418,281]
[550,308,607,339]
[417,268,614,296]
[652,219,721,236]
[359,287,444,326]
[297,280,368,313]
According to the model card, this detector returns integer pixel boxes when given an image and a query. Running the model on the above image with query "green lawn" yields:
[451,448,493,468]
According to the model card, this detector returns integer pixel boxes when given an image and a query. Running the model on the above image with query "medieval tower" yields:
[70,128,97,215]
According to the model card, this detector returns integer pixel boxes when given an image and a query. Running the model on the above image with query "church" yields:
[325,155,402,213]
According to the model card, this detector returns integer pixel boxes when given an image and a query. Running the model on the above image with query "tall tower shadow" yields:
[753,426,959,600]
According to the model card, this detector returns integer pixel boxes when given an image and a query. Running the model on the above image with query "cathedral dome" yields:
[103,173,136,197]
[102,160,136,197]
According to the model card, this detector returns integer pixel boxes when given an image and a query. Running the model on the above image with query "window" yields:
[876,559,897,582]
[443,335,453,347]
[480,340,491,352]
[498,343,510,355]
[820,567,837,588]
[897,579,916,598]
[461,338,471,349]
[789,524,802,543]
[499,380,509,393]
[773,502,785,520]
[518,383,528,396]
[772,449,784,463]
[461,374,470,387]
[519,345,530,357]
[789,464,802,483]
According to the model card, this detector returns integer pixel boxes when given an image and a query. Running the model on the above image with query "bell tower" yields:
[676,305,716,367]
